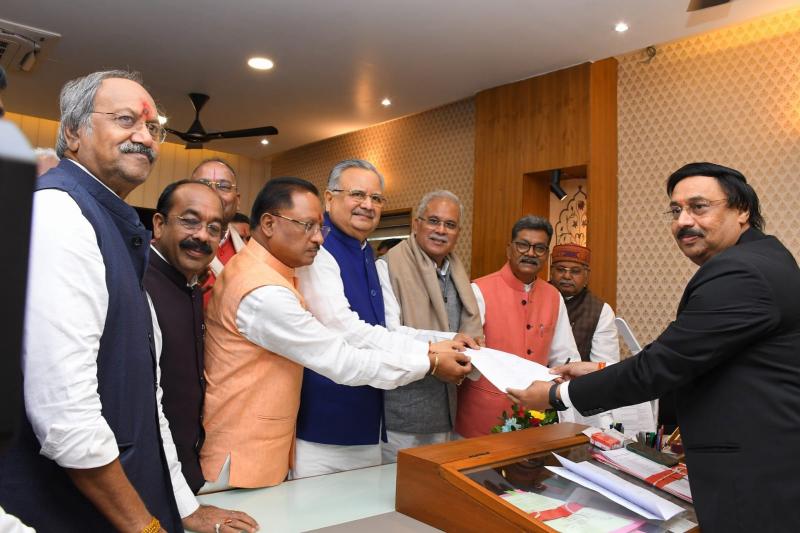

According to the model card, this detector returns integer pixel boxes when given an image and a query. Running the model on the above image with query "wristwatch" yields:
[549,383,568,411]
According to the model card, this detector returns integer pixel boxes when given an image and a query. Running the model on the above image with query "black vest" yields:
[144,250,207,493]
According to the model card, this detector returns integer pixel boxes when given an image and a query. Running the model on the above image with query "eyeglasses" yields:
[92,111,167,143]
[663,198,728,222]
[268,213,331,238]
[330,188,387,207]
[167,215,223,239]
[417,216,459,232]
[551,266,587,276]
[195,178,238,193]
[512,241,549,256]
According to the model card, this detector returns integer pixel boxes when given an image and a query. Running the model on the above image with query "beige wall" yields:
[271,99,476,269]
[5,112,269,214]
[617,8,800,345]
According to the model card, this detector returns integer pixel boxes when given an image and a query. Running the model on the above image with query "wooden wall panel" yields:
[472,59,617,307]
[587,59,618,308]
[4,112,269,215]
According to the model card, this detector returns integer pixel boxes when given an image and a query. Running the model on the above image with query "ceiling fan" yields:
[687,0,731,11]
[165,92,278,149]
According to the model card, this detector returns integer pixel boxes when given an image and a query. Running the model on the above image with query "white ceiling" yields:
[3,0,800,159]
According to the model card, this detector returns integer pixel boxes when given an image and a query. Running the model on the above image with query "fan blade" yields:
[164,127,203,143]
[204,126,279,140]
[687,0,730,11]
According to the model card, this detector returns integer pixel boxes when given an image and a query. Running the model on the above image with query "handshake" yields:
[426,333,483,385]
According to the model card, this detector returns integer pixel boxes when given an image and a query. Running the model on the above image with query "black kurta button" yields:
[521,300,527,305]
[527,349,532,355]
[131,236,143,247]
[526,324,531,330]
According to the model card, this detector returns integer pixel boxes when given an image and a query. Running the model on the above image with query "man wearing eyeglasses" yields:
[376,190,483,462]
[294,159,477,478]
[508,162,800,531]
[549,243,619,366]
[190,158,247,306]
[199,177,470,491]
[0,71,252,533]
[145,181,222,492]
[455,215,579,437]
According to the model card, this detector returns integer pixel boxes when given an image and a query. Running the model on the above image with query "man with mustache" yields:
[508,162,800,531]
[377,190,483,462]
[200,177,471,490]
[294,159,476,478]
[144,181,223,493]
[0,70,255,533]
[549,243,619,366]
[455,215,579,437]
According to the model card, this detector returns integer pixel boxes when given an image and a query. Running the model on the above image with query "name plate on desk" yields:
[396,424,698,532]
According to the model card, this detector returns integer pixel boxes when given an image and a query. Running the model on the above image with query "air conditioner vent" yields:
[0,18,60,72]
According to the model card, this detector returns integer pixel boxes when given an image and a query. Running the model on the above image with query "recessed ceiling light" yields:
[615,22,629,33]
[158,115,168,125]
[260,138,269,145]
[248,57,274,70]
[381,97,392,107]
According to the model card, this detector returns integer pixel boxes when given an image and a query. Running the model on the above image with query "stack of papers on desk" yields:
[464,347,557,391]
[593,448,692,503]
[546,454,684,521]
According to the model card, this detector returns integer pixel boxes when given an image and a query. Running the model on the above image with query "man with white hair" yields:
[33,147,60,177]
[294,160,477,477]
[377,190,482,462]
[0,70,255,533]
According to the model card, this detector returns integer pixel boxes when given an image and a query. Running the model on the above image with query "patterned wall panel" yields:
[4,112,269,214]
[271,99,476,270]
[617,9,800,345]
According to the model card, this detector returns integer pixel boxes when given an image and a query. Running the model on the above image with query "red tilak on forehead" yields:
[140,101,153,119]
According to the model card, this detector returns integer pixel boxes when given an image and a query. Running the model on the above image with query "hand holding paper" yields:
[465,347,557,391]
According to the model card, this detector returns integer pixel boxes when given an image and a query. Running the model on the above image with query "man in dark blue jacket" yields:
[0,70,255,533]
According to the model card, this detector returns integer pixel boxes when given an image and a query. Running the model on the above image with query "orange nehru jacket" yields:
[456,263,561,437]
[201,238,304,488]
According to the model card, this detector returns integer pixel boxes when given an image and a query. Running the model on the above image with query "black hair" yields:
[666,162,764,231]
[250,177,320,228]
[232,212,250,224]
[156,179,213,216]
[0,66,7,91]
[511,215,553,243]
[377,238,402,252]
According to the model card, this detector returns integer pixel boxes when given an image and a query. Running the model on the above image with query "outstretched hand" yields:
[182,504,259,533]
[506,380,553,411]
[549,361,603,380]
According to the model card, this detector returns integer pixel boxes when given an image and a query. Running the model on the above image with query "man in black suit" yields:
[508,162,800,532]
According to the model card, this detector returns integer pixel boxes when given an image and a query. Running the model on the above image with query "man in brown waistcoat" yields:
[377,190,483,462]
[549,243,619,366]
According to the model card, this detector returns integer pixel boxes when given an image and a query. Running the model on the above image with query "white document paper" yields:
[464,347,557,391]
[598,448,692,501]
[547,453,684,521]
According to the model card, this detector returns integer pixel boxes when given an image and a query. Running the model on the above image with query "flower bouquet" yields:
[490,404,558,433]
